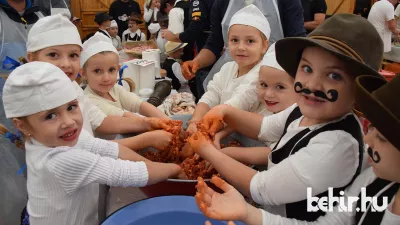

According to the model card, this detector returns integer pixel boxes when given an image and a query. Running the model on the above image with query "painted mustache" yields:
[294,82,339,102]
[367,147,381,163]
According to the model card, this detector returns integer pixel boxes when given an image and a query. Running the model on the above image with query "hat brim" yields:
[165,43,188,55]
[356,75,400,151]
[275,37,382,79]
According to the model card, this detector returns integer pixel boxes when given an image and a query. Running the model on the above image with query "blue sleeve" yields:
[202,0,226,58]
[278,0,307,37]
[179,0,208,43]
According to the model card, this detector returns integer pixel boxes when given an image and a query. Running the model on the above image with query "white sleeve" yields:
[46,148,149,194]
[225,80,259,111]
[168,8,184,33]
[83,95,107,130]
[381,196,400,225]
[199,69,225,108]
[115,85,144,113]
[141,32,147,41]
[144,7,153,22]
[122,29,128,45]
[384,3,395,21]
[77,130,119,159]
[396,5,400,18]
[148,23,161,34]
[258,104,297,142]
[172,62,187,83]
[250,130,359,206]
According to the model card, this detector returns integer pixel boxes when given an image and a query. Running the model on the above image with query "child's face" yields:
[14,100,83,147]
[228,25,268,70]
[28,45,81,82]
[365,126,400,183]
[295,47,355,123]
[107,27,118,37]
[82,52,119,94]
[129,21,139,32]
[257,66,298,113]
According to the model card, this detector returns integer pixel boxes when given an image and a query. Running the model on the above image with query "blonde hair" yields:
[0,124,25,149]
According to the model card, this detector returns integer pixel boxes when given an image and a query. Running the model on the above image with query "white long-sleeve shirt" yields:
[199,61,262,108]
[26,130,149,225]
[168,0,184,33]
[143,4,159,23]
[260,168,400,225]
[251,104,361,217]
[73,81,106,136]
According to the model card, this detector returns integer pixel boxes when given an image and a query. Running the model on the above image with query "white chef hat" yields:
[27,14,82,53]
[3,62,77,118]
[261,43,283,71]
[110,20,118,28]
[229,4,271,40]
[80,32,119,67]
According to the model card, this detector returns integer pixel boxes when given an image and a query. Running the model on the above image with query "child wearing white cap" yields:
[81,33,169,126]
[213,44,298,149]
[3,62,184,225]
[107,20,123,50]
[186,4,270,136]
[26,14,173,151]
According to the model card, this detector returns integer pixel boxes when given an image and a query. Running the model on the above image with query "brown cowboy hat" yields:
[356,74,400,150]
[128,12,143,24]
[276,14,383,78]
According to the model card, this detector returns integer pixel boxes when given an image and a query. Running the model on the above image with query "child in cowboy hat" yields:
[82,33,169,138]
[122,12,146,45]
[195,74,400,225]
[188,13,384,221]
[26,15,174,151]
[212,43,299,149]
[185,4,270,137]
[162,41,191,93]
[3,62,184,225]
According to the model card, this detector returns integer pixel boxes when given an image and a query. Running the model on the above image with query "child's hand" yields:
[196,177,248,221]
[185,122,198,138]
[202,110,226,136]
[171,166,188,180]
[146,117,170,130]
[149,130,173,151]
[213,131,224,149]
[187,131,213,155]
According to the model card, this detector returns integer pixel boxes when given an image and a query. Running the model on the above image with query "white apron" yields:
[203,0,284,90]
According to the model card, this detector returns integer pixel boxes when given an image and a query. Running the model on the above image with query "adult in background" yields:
[368,0,399,53]
[181,0,306,92]
[109,0,141,38]
[36,0,71,17]
[301,0,327,34]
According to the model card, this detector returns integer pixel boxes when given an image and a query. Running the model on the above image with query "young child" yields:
[213,44,298,149]
[107,20,122,50]
[186,4,270,136]
[162,41,191,93]
[196,74,400,225]
[82,33,169,121]
[3,62,184,225]
[188,14,384,221]
[94,11,112,39]
[122,12,146,45]
[26,14,171,150]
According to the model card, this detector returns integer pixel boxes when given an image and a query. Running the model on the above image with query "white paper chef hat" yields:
[27,14,82,53]
[80,32,119,67]
[229,4,271,39]
[110,20,118,28]
[3,62,77,118]
[261,43,283,71]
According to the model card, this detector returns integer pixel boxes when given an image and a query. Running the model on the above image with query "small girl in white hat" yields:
[26,14,172,151]
[107,20,123,50]
[162,41,191,93]
[186,4,270,135]
[213,44,299,149]
[81,33,169,127]
[3,62,184,225]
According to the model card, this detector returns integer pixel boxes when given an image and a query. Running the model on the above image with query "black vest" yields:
[124,31,142,42]
[174,0,194,61]
[271,107,364,221]
[162,58,182,91]
[355,178,399,225]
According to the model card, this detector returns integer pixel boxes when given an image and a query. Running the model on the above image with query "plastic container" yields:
[102,196,245,225]
[379,70,395,81]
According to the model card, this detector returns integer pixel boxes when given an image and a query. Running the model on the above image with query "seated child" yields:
[122,12,146,45]
[195,74,400,225]
[94,11,112,39]
[26,14,170,150]
[107,20,122,50]
[82,33,169,121]
[186,5,270,136]
[3,62,184,225]
[213,43,298,148]
[188,14,384,221]
[162,41,191,93]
